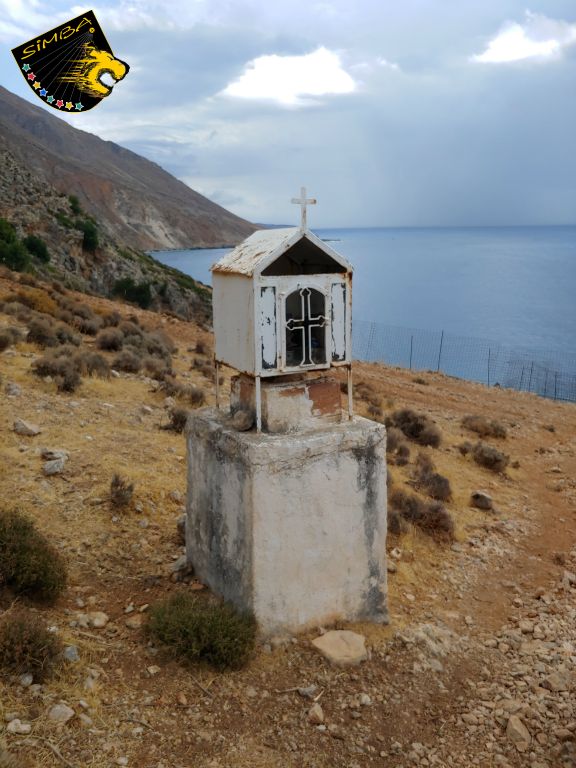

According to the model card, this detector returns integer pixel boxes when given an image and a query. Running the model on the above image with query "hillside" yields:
[1,272,575,768]
[0,85,256,251]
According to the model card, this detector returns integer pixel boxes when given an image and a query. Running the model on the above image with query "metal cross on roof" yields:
[291,186,317,231]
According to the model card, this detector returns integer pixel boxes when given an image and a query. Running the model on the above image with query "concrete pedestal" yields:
[186,409,388,635]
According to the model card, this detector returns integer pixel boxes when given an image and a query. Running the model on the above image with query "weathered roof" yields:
[211,227,353,277]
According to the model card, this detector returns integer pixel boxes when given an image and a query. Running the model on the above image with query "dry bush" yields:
[388,509,408,535]
[110,474,134,509]
[163,407,190,433]
[355,380,382,409]
[0,611,62,681]
[18,273,38,287]
[472,442,509,473]
[55,307,74,324]
[32,353,81,392]
[75,351,110,378]
[143,355,170,380]
[390,489,454,541]
[148,593,256,671]
[101,310,121,327]
[0,327,21,352]
[119,320,143,340]
[54,322,80,346]
[161,375,184,397]
[458,441,473,456]
[367,403,383,420]
[421,473,452,501]
[1,300,27,317]
[387,409,441,447]
[462,415,507,439]
[0,332,11,352]
[413,451,452,501]
[0,508,67,602]
[70,302,95,321]
[112,348,142,373]
[27,317,58,347]
[195,340,207,355]
[414,451,435,477]
[386,426,411,466]
[10,288,57,316]
[74,315,102,335]
[96,328,124,351]
[188,386,205,407]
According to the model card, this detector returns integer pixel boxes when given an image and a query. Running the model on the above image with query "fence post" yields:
[528,361,534,392]
[519,367,525,391]
[367,322,376,360]
[409,335,413,370]
[487,348,491,387]
[436,330,444,372]
[544,370,548,397]
[554,372,558,401]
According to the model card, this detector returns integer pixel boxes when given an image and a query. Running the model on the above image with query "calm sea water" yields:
[153,226,576,357]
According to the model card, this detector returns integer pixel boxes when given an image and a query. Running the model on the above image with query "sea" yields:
[153,226,575,352]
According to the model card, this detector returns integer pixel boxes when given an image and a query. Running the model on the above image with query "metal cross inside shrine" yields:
[285,287,326,366]
[291,186,317,231]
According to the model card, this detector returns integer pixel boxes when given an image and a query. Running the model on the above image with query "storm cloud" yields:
[1,0,574,226]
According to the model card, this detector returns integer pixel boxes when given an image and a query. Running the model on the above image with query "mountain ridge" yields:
[0,85,256,251]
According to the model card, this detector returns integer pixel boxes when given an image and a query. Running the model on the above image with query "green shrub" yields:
[55,210,74,229]
[23,234,50,263]
[148,593,256,670]
[68,194,81,215]
[0,240,30,272]
[113,277,152,309]
[0,610,62,681]
[0,508,67,602]
[0,218,17,243]
[75,219,98,252]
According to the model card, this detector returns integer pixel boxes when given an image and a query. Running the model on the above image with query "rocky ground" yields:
[0,275,575,768]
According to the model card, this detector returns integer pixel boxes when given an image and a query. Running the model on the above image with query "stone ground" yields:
[0,276,575,768]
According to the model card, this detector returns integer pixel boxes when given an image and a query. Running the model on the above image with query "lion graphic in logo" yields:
[59,43,129,98]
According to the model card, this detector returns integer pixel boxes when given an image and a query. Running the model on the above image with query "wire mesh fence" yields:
[353,320,576,403]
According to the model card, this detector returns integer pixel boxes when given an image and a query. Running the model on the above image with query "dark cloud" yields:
[0,0,574,225]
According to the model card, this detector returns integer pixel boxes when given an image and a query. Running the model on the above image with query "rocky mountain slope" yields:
[0,85,256,251]
[0,138,212,321]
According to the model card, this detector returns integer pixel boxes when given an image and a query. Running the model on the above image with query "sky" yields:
[1,0,575,227]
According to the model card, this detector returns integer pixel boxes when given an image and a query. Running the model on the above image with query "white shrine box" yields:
[212,227,353,430]
[212,228,352,376]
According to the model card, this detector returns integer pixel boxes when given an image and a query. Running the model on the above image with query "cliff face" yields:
[0,85,257,250]
[0,133,212,322]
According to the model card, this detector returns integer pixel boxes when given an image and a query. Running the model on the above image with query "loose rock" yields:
[470,491,493,510]
[308,703,324,725]
[13,418,41,436]
[311,630,368,666]
[506,715,531,751]
[48,703,75,723]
